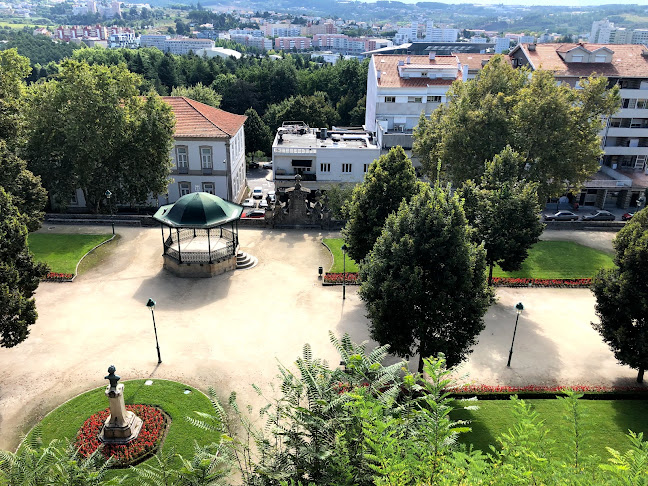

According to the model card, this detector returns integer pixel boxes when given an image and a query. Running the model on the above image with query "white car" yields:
[268,190,276,204]
[252,187,263,199]
[261,162,273,169]
[242,198,255,208]
[259,199,268,209]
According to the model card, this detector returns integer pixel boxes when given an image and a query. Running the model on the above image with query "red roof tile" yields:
[162,96,247,139]
[516,43,648,78]
[373,54,460,88]
[453,53,496,71]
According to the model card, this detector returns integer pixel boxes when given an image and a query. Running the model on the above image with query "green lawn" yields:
[492,241,615,279]
[25,379,219,483]
[453,399,648,458]
[28,233,113,274]
[323,238,359,273]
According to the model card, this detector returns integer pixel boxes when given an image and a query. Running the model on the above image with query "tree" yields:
[321,183,355,219]
[342,146,419,263]
[23,60,175,212]
[0,187,48,348]
[0,49,31,147]
[263,93,339,133]
[457,146,544,284]
[243,108,271,160]
[413,55,620,201]
[171,82,222,107]
[359,183,493,371]
[592,208,648,383]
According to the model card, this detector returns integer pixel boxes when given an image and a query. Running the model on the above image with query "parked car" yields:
[243,209,265,218]
[544,211,579,222]
[268,190,276,204]
[259,198,268,209]
[261,162,273,169]
[252,187,263,199]
[582,210,615,221]
[248,161,259,169]
[622,212,635,221]
[242,198,255,208]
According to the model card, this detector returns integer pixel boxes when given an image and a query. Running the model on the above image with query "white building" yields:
[394,22,418,44]
[364,53,493,154]
[272,123,380,191]
[424,21,459,42]
[494,37,510,53]
[140,35,215,55]
[509,42,648,209]
[195,47,242,59]
[163,97,247,203]
[590,20,648,46]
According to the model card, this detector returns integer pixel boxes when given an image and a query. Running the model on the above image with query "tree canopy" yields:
[23,59,175,212]
[592,208,648,383]
[359,182,493,371]
[243,107,272,157]
[170,82,222,107]
[413,55,621,201]
[342,146,419,263]
[458,146,544,284]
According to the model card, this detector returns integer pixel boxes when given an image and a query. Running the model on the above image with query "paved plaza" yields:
[0,225,640,451]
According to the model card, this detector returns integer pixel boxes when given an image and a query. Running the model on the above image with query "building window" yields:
[363,164,369,173]
[638,100,648,109]
[408,96,423,103]
[428,96,442,103]
[179,182,190,197]
[384,96,396,103]
[571,55,583,62]
[200,147,213,169]
[594,55,607,63]
[202,182,215,194]
[342,163,352,173]
[176,146,188,173]
[320,163,331,172]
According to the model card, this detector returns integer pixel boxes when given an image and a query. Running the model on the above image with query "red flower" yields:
[323,273,359,284]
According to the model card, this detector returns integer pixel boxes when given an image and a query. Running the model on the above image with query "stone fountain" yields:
[98,365,143,444]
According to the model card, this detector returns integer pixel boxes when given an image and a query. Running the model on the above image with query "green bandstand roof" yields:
[153,192,243,229]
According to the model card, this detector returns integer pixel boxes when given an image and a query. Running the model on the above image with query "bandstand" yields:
[153,192,243,277]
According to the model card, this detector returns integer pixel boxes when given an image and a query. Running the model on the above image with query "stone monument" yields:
[270,175,332,229]
[98,365,143,444]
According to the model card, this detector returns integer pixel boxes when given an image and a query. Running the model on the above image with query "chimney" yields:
[429,51,436,60]
[398,60,404,66]
[377,71,382,80]
[406,56,411,64]
[528,43,536,51]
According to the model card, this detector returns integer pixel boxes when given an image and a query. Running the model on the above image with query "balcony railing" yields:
[275,172,317,181]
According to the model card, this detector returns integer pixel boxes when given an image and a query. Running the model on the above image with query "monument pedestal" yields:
[98,370,143,445]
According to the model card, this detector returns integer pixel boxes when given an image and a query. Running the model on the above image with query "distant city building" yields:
[140,35,215,55]
[195,47,242,59]
[590,20,648,45]
[274,37,311,50]
[494,37,510,53]
[230,34,272,50]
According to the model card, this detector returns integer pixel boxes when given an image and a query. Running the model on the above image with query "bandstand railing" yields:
[162,226,237,264]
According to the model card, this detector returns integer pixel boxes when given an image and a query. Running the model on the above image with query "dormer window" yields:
[571,55,583,63]
[595,55,607,63]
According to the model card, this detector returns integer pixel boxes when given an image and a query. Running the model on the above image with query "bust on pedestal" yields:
[98,365,143,445]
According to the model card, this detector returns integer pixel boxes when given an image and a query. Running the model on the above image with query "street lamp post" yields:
[105,190,114,235]
[341,244,348,300]
[506,302,524,368]
[146,298,162,364]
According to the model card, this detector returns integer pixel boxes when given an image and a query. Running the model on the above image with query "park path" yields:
[0,225,638,451]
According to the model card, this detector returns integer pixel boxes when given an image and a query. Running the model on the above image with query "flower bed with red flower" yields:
[75,404,168,467]
[491,277,592,288]
[44,272,74,282]
[323,272,359,285]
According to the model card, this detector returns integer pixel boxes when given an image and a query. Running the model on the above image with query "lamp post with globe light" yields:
[506,302,524,367]
[146,298,162,364]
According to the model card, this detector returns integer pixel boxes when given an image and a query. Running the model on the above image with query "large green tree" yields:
[413,55,620,201]
[243,107,272,159]
[342,146,419,263]
[359,183,493,372]
[592,208,648,383]
[263,93,339,132]
[0,49,31,147]
[170,82,222,107]
[458,146,544,284]
[23,59,175,212]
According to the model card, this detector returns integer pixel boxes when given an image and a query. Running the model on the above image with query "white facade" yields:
[272,124,380,190]
[140,35,215,55]
[494,37,510,53]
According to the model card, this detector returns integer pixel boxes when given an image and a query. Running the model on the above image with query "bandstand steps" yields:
[236,251,258,270]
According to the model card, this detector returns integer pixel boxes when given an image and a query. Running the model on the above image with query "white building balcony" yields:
[604,146,648,156]
[607,127,648,138]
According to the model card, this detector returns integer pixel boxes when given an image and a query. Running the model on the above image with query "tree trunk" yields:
[488,263,494,286]
[418,342,427,373]
[637,367,644,384]
[418,354,424,373]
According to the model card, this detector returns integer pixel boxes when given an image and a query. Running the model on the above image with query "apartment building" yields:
[140,35,215,55]
[274,37,312,50]
[272,123,380,191]
[590,20,648,45]
[364,53,493,154]
[509,42,648,209]
[313,34,392,54]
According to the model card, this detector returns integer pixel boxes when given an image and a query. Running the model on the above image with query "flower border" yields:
[491,277,592,288]
[75,404,170,468]
[323,272,360,286]
[43,272,75,282]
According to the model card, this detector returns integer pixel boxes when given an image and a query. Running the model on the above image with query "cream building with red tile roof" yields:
[510,43,648,209]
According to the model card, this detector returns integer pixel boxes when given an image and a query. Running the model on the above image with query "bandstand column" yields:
[207,228,212,263]
[176,228,182,263]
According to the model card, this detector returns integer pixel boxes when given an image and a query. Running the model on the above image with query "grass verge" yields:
[25,379,218,483]
[322,238,359,273]
[492,241,615,279]
[454,398,648,458]
[28,233,113,274]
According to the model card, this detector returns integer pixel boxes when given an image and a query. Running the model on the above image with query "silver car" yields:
[544,211,579,222]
